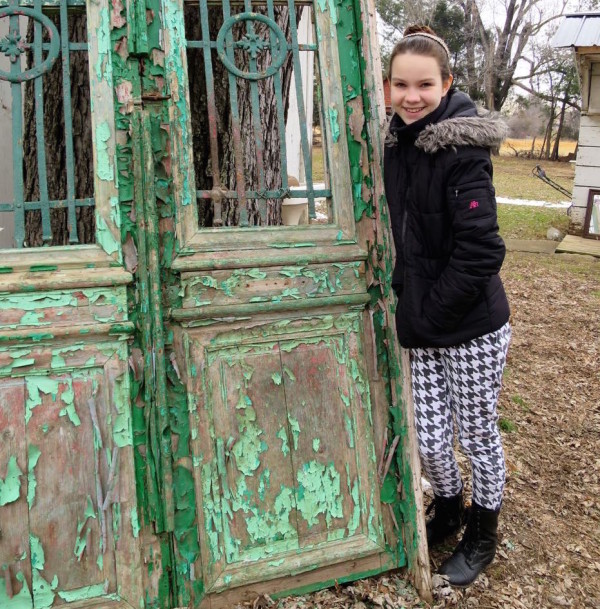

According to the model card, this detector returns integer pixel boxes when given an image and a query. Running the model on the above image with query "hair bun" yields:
[403,24,438,37]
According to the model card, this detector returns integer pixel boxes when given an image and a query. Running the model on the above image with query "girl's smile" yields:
[390,53,453,124]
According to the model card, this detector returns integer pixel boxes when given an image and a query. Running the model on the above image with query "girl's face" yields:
[390,52,453,125]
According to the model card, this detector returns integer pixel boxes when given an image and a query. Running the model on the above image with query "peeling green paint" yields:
[348,477,361,536]
[96,121,115,182]
[0,455,22,506]
[25,377,60,425]
[343,413,354,448]
[0,570,32,609]
[296,461,343,527]
[312,438,320,453]
[19,312,43,326]
[276,427,289,456]
[287,415,300,450]
[112,501,122,544]
[57,583,107,602]
[27,445,41,508]
[283,365,296,382]
[327,0,339,24]
[30,535,58,609]
[96,215,120,257]
[112,374,133,447]
[131,506,140,538]
[231,483,297,557]
[231,406,267,476]
[328,107,340,142]
[173,465,200,562]
[58,380,81,427]
[2,293,76,312]
[95,7,112,81]
[32,571,58,609]
[258,469,271,501]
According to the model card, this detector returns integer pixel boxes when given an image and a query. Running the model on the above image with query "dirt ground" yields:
[237,249,600,609]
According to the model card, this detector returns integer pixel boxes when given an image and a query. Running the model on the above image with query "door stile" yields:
[342,0,432,599]
[131,107,175,534]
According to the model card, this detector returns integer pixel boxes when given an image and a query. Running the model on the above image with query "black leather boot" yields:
[426,492,466,547]
[439,502,499,587]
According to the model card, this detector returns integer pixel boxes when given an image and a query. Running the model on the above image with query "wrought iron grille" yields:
[0,0,94,249]
[185,0,332,228]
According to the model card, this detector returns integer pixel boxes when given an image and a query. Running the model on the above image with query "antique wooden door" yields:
[0,0,430,608]
[0,1,144,608]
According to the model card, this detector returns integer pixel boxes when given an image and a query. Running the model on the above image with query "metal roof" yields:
[551,13,600,48]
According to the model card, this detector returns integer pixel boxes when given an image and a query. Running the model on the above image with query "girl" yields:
[384,25,511,587]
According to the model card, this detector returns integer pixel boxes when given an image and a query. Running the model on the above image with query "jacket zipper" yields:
[401,186,410,288]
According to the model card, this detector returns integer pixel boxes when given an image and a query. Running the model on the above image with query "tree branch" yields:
[511,80,581,110]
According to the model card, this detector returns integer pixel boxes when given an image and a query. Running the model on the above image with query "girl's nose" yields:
[405,88,420,102]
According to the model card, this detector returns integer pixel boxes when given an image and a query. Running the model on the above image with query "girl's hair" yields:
[387,25,452,83]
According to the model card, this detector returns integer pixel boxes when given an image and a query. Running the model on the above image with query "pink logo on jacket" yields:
[469,200,480,210]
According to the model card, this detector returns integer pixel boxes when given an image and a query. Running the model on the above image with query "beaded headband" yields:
[402,32,451,60]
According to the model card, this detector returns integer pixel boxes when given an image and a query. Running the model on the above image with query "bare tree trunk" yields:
[463,2,481,102]
[539,102,555,160]
[550,96,567,161]
[23,12,94,247]
[185,6,296,228]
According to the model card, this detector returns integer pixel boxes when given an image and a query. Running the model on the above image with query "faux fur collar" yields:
[415,114,508,154]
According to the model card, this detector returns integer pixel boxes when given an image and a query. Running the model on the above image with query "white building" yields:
[552,13,600,238]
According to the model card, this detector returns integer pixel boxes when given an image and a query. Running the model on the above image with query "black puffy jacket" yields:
[384,89,510,348]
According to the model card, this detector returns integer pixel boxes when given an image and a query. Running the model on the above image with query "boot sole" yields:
[440,558,494,588]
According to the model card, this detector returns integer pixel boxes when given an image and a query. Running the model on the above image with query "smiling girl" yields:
[384,25,511,587]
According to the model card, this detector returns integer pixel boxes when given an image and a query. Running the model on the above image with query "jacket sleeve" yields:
[422,149,506,331]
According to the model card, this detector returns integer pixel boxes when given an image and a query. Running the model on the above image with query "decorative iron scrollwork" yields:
[216,12,288,81]
[0,7,60,83]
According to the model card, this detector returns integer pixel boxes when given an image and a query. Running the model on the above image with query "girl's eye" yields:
[421,83,433,88]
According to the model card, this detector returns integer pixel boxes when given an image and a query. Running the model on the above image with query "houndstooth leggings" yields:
[410,323,511,511]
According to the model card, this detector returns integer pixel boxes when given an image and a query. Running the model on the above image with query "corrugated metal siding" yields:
[552,13,600,48]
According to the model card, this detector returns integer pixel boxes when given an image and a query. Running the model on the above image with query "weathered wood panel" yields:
[208,345,299,565]
[0,379,32,609]
[184,310,386,603]
[26,372,117,604]
[180,262,364,309]
[279,336,373,548]
[0,342,142,609]
[0,289,127,331]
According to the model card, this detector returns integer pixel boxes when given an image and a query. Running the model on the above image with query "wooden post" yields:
[401,348,433,603]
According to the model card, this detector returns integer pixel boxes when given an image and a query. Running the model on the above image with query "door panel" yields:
[280,337,366,547]
[209,347,300,564]
[26,372,116,601]
[184,311,385,597]
[0,342,141,609]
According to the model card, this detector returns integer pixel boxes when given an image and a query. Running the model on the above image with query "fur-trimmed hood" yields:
[415,114,508,153]
[386,89,508,153]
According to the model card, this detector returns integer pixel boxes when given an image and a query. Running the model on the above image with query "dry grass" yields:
[501,138,578,158]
